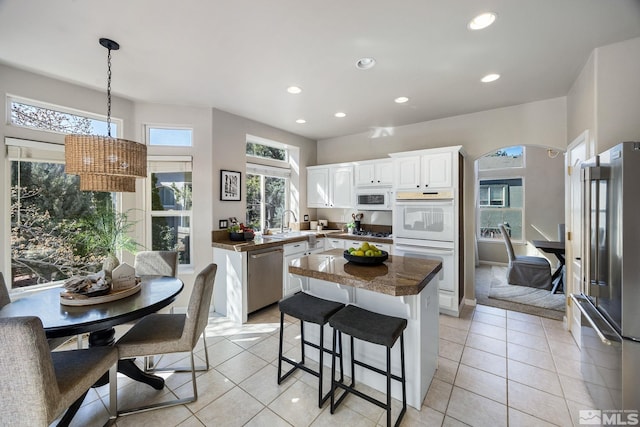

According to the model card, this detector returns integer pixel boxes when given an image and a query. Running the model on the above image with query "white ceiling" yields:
[1,0,639,141]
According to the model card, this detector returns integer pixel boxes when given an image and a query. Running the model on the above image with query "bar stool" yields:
[329,304,407,427]
[278,292,345,407]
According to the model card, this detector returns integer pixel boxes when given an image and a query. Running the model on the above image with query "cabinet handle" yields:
[416,185,419,188]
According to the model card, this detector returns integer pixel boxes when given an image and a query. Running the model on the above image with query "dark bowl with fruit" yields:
[228,223,254,241]
[343,249,389,266]
[229,231,246,241]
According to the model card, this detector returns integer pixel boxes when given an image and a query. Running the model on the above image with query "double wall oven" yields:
[393,190,459,311]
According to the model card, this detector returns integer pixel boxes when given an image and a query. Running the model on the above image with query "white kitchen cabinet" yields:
[391,150,453,190]
[307,167,330,207]
[330,166,354,208]
[355,159,393,187]
[307,164,354,208]
[283,241,308,297]
[421,152,452,189]
[325,238,346,249]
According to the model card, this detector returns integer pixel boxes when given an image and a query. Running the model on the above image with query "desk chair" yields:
[0,316,118,427]
[134,251,179,278]
[0,272,9,308]
[499,224,551,290]
[115,263,217,415]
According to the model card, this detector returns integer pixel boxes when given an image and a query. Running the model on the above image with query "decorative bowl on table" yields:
[343,250,388,266]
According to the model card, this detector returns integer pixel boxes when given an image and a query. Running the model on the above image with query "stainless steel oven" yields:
[393,191,455,242]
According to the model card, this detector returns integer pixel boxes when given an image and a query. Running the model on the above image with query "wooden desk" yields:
[532,240,565,293]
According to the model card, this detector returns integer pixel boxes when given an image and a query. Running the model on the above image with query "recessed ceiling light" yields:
[481,73,500,83]
[394,96,409,104]
[334,112,346,118]
[355,57,376,70]
[296,119,306,124]
[468,12,497,30]
[287,86,302,94]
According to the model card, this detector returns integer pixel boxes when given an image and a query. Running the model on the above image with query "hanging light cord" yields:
[106,46,113,137]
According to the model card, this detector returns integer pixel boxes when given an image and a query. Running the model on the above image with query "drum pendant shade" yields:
[65,38,146,192]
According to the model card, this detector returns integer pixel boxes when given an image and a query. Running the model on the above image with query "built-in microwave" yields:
[355,189,393,210]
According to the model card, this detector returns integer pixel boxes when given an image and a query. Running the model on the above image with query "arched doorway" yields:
[473,145,566,319]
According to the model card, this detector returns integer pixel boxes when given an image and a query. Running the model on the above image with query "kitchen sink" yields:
[262,231,317,240]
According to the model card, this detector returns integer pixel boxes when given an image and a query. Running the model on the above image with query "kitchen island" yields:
[289,248,441,409]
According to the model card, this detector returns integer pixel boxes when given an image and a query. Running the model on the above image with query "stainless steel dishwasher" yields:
[247,246,284,313]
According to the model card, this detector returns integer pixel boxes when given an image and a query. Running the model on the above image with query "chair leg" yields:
[201,333,210,369]
[118,350,199,416]
[107,362,118,424]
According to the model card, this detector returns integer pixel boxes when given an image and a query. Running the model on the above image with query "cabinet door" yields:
[355,163,376,186]
[393,156,421,189]
[375,160,394,186]
[284,254,306,296]
[326,238,345,249]
[421,152,452,188]
[307,167,330,207]
[330,166,354,208]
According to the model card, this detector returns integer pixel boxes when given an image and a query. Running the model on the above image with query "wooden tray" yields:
[60,282,142,306]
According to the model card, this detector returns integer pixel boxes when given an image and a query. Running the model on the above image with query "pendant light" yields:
[65,38,146,192]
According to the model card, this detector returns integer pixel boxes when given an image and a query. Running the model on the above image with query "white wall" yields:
[211,108,317,228]
[317,97,568,302]
[595,37,640,151]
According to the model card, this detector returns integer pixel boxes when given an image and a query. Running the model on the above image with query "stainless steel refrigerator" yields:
[571,141,640,411]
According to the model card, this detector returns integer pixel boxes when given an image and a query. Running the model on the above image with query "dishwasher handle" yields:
[250,248,284,259]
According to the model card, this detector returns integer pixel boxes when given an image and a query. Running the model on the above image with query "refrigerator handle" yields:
[582,164,609,293]
[570,294,612,346]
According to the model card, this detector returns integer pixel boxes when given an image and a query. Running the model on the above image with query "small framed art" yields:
[220,170,241,201]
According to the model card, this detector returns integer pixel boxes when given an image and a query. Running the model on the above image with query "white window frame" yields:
[246,163,291,232]
[246,134,289,168]
[4,137,123,292]
[7,94,123,137]
[146,156,193,271]
[145,125,193,147]
[477,176,525,243]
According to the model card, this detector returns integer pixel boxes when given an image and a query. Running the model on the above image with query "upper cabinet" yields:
[307,167,329,207]
[307,164,354,208]
[355,159,393,187]
[390,148,455,190]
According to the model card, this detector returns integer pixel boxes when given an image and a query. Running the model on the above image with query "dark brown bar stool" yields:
[278,292,345,407]
[329,304,407,427]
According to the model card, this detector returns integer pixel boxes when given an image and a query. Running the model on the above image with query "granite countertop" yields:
[211,230,342,252]
[324,233,393,244]
[289,248,442,296]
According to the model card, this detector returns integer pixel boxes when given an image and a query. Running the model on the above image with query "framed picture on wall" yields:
[220,170,241,201]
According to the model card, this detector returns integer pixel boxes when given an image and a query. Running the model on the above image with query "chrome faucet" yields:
[280,210,297,233]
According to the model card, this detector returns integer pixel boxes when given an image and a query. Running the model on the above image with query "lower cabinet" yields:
[283,241,308,297]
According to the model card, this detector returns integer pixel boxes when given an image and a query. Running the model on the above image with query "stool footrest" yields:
[353,358,404,383]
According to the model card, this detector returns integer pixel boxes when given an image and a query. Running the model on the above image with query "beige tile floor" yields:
[52,303,596,427]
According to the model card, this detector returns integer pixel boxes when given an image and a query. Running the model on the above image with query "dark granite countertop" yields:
[289,248,441,296]
[211,230,342,252]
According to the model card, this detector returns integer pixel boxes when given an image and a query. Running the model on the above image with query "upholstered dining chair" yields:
[499,224,552,290]
[0,316,118,427]
[134,250,179,277]
[115,263,217,415]
[0,271,10,308]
